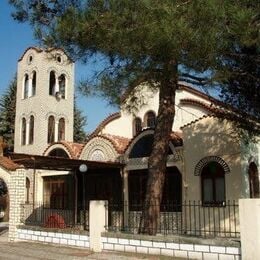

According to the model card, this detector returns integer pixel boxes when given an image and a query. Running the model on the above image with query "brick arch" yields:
[43,143,72,158]
[194,156,230,176]
[80,137,118,161]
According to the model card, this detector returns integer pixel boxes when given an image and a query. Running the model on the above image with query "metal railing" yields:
[20,203,89,231]
[105,200,240,238]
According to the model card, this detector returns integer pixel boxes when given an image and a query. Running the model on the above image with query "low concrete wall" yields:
[17,227,90,248]
[101,233,240,260]
[16,225,240,260]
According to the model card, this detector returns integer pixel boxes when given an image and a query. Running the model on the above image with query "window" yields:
[28,115,34,145]
[26,178,30,203]
[23,74,29,99]
[58,118,65,141]
[31,71,36,96]
[128,167,182,211]
[248,162,260,198]
[133,117,142,136]
[145,111,156,128]
[48,116,55,143]
[58,74,66,99]
[43,176,73,209]
[201,162,225,206]
[21,118,26,145]
[49,71,56,96]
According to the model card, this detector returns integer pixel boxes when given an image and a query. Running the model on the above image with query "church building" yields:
[0,47,259,234]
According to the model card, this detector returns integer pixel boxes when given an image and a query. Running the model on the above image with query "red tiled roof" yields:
[91,112,121,136]
[170,132,183,146]
[124,129,183,152]
[87,134,131,154]
[43,141,84,159]
[180,98,220,114]
[0,156,20,171]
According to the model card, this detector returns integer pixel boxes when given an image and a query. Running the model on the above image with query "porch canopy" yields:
[9,153,124,171]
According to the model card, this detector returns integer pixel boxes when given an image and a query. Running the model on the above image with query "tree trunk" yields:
[141,64,178,235]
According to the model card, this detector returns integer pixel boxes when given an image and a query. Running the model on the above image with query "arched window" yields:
[48,116,55,143]
[58,118,65,141]
[23,74,29,99]
[58,74,66,99]
[31,71,36,96]
[26,178,30,203]
[21,117,26,145]
[49,71,56,96]
[145,111,156,128]
[248,162,260,198]
[29,115,34,145]
[133,117,142,136]
[201,161,225,205]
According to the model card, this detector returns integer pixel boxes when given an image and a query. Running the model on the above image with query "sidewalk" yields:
[0,240,185,260]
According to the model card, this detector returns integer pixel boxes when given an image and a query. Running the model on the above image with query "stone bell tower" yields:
[14,47,74,155]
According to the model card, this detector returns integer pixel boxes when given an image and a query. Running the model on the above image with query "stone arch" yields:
[0,168,10,221]
[125,129,154,158]
[194,156,230,176]
[80,137,118,161]
[43,143,71,158]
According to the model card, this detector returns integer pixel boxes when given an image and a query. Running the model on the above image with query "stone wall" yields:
[9,169,25,241]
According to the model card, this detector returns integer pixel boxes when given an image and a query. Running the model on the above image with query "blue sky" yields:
[0,1,117,133]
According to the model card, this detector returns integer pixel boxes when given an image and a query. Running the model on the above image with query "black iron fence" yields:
[20,201,240,238]
[20,203,89,231]
[106,200,240,238]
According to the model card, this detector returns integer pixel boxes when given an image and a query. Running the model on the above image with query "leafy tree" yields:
[74,98,87,142]
[9,0,259,234]
[0,76,16,152]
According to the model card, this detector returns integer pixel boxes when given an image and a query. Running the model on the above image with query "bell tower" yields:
[14,47,74,155]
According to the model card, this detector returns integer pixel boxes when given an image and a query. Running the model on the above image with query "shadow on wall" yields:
[183,117,242,201]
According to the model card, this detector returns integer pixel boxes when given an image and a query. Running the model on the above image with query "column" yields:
[89,200,108,252]
[54,73,59,94]
[9,169,26,241]
[54,120,59,142]
[239,199,260,259]
[28,77,32,97]
[122,168,129,228]
[26,120,30,145]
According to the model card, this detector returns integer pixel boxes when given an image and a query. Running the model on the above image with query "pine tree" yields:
[74,99,87,142]
[9,0,259,234]
[0,76,16,152]
[220,45,260,119]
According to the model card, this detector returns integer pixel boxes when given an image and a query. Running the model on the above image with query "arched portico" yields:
[123,129,184,208]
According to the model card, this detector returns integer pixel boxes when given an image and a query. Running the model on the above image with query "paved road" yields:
[0,229,182,260]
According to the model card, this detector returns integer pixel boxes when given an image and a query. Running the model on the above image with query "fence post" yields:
[8,169,26,241]
[239,199,260,260]
[89,200,108,252]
